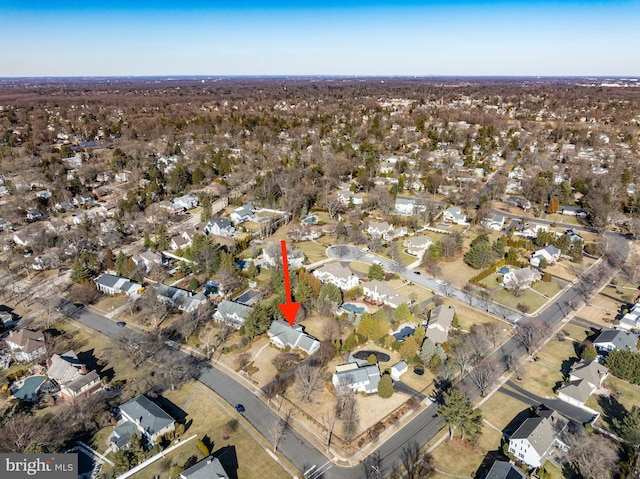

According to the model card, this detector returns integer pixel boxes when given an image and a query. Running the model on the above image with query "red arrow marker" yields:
[278,239,300,327]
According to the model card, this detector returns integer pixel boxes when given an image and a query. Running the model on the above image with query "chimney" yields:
[80,364,87,375]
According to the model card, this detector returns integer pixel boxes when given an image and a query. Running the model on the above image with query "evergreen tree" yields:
[71,257,91,283]
[393,302,412,321]
[244,304,273,339]
[464,236,494,269]
[378,374,393,398]
[319,282,343,306]
[613,405,640,449]
[437,388,483,441]
[368,263,385,281]
[115,251,130,278]
[570,241,584,263]
[420,338,437,363]
[580,344,597,361]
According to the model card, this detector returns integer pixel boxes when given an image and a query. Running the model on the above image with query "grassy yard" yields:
[515,361,563,398]
[91,295,128,315]
[448,302,509,331]
[430,438,487,477]
[480,391,532,432]
[493,288,547,313]
[532,279,563,298]
[99,381,293,479]
[535,336,579,369]
[295,240,330,264]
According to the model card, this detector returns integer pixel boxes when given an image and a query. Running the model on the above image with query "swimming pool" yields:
[13,375,45,401]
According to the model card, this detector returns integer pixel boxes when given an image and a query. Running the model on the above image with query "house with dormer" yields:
[230,204,253,225]
[312,262,362,291]
[213,300,253,329]
[530,245,561,267]
[404,235,433,257]
[442,206,468,225]
[558,360,608,408]
[110,395,176,450]
[6,329,47,363]
[204,218,235,237]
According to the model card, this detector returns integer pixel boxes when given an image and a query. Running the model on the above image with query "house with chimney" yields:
[332,363,381,394]
[179,456,230,479]
[508,409,568,468]
[110,394,176,450]
[213,300,253,329]
[426,305,455,345]
[6,329,47,363]
[47,351,101,401]
[267,320,320,355]
[312,262,362,291]
[362,280,411,308]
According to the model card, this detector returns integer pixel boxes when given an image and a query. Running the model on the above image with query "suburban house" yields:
[395,197,416,215]
[132,251,163,273]
[530,245,561,267]
[47,351,101,401]
[288,224,323,242]
[213,300,253,329]
[156,284,207,313]
[426,305,455,345]
[170,225,202,250]
[442,206,468,225]
[404,235,433,257]
[332,363,381,394]
[390,360,408,381]
[263,243,305,269]
[26,209,45,221]
[502,267,541,291]
[485,461,526,479]
[617,304,640,331]
[32,252,60,271]
[172,194,199,210]
[593,329,638,352]
[508,409,568,468]
[559,206,587,218]
[312,262,362,291]
[558,360,608,408]
[337,190,364,206]
[6,329,47,363]
[482,212,506,231]
[204,218,235,237]
[110,395,176,450]
[362,280,411,308]
[179,457,230,479]
[94,274,142,296]
[230,204,253,225]
[367,221,394,239]
[267,320,320,355]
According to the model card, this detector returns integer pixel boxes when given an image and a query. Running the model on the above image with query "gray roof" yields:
[427,305,455,344]
[510,416,556,458]
[558,379,593,404]
[485,461,526,479]
[268,320,320,354]
[206,218,232,230]
[64,370,100,395]
[180,457,229,479]
[594,329,638,351]
[333,364,381,394]
[119,395,175,437]
[569,360,608,387]
[47,350,82,383]
[215,300,253,326]
[112,421,138,450]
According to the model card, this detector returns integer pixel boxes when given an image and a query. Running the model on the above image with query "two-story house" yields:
[213,300,253,329]
[508,409,568,468]
[312,262,362,291]
[110,395,176,450]
[332,363,381,394]
[362,280,411,308]
[6,329,47,363]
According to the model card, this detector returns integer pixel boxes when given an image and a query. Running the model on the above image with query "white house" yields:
[204,218,235,237]
[404,235,433,257]
[268,320,320,355]
[442,206,468,225]
[332,363,381,394]
[508,410,568,468]
[6,329,47,363]
[390,361,408,381]
[312,262,361,290]
[530,245,561,267]
[213,300,253,329]
[155,284,207,312]
[132,251,163,273]
[502,267,541,291]
[560,206,587,218]
[170,225,202,250]
[362,280,411,308]
[94,274,142,296]
[482,212,506,231]
[593,329,638,352]
[263,242,305,269]
[367,221,394,239]
[617,304,640,331]
[230,204,253,225]
[395,197,416,215]
[172,194,199,210]
[337,190,364,206]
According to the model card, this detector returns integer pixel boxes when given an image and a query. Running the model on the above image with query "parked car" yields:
[235,404,245,415]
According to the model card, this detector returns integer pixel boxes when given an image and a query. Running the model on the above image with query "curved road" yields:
[58,232,629,478]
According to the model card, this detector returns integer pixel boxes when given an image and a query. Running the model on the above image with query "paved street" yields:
[54,232,630,478]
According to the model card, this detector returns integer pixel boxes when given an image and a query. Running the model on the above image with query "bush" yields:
[175,423,185,437]
[367,353,377,365]
[196,438,210,458]
[377,374,393,398]
[542,272,552,282]
[516,303,530,313]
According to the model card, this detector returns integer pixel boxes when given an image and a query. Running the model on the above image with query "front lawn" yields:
[532,280,563,298]
[493,288,547,313]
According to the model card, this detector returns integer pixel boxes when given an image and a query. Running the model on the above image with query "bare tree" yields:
[469,359,498,397]
[514,320,547,354]
[270,408,293,452]
[451,337,477,374]
[295,362,324,403]
[321,409,338,452]
[565,428,619,479]
[362,451,384,479]
[396,440,433,479]
[480,322,502,347]
[341,391,360,443]
[322,318,341,342]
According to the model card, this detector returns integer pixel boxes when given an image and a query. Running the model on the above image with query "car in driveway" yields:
[235,404,245,415]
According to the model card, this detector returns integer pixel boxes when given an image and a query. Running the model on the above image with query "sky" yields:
[1,0,639,77]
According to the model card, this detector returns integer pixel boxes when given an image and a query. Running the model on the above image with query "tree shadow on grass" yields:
[595,393,627,430]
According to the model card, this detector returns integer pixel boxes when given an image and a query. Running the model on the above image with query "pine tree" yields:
[394,302,412,321]
[613,405,640,448]
[71,257,90,283]
[377,374,393,398]
[437,388,483,441]
[115,251,130,277]
[420,338,437,362]
[319,282,343,306]
[368,263,385,281]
